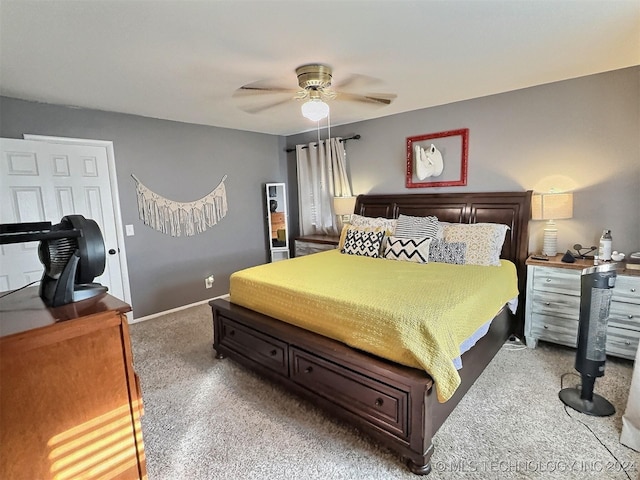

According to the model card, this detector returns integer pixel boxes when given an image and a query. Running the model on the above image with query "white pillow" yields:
[442,223,509,266]
[383,236,431,263]
[350,214,397,232]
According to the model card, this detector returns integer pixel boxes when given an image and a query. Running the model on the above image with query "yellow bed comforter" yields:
[230,250,518,402]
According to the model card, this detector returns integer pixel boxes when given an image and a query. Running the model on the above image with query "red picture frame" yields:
[405,128,469,188]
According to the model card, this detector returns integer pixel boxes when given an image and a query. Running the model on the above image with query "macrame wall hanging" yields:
[131,174,228,237]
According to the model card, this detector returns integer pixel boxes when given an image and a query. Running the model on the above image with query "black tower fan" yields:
[38,215,108,307]
[559,263,617,416]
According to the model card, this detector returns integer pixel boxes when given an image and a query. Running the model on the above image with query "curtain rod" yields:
[285,134,361,153]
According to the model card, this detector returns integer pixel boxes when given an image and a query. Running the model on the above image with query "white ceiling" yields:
[1,1,638,136]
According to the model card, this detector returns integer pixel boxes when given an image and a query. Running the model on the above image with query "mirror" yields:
[266,183,289,259]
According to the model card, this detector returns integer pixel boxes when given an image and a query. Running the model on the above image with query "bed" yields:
[210,191,532,474]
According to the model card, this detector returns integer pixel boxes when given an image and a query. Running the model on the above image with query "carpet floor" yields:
[130,304,639,479]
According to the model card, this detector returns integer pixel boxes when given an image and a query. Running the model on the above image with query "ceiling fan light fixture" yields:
[301,99,329,122]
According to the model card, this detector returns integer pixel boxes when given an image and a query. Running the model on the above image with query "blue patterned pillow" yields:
[341,229,384,258]
[383,236,431,263]
[429,239,467,265]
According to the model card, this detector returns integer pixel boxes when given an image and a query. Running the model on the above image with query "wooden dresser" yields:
[0,287,147,480]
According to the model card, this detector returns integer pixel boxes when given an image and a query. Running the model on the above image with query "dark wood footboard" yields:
[211,190,530,474]
[210,298,513,474]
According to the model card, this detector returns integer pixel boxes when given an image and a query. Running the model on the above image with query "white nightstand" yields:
[294,235,339,257]
[524,255,640,360]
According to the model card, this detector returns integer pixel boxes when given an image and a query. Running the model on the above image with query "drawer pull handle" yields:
[629,315,634,319]
[374,398,384,407]
[546,278,551,283]
[544,302,551,306]
[270,349,277,356]
[625,341,631,345]
[304,366,313,374]
[543,325,548,329]
[631,288,637,293]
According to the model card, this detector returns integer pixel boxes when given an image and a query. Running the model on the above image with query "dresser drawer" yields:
[612,276,640,305]
[218,316,288,376]
[290,347,409,438]
[532,267,580,295]
[531,291,580,319]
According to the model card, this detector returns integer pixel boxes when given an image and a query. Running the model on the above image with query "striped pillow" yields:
[394,214,442,239]
[383,236,431,263]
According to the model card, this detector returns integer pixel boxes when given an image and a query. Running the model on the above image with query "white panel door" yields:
[0,138,125,301]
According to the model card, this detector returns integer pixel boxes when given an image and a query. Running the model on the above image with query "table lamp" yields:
[333,196,356,229]
[532,192,573,256]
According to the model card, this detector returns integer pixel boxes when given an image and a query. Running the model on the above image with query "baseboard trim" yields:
[130,294,230,324]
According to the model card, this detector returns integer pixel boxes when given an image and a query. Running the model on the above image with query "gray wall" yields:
[286,67,640,256]
[2,66,638,317]
[0,97,286,318]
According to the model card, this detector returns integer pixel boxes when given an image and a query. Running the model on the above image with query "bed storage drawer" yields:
[217,316,288,376]
[290,347,409,438]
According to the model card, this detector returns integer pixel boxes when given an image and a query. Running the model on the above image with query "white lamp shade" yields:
[532,193,573,220]
[332,196,356,216]
[301,99,329,121]
[532,192,573,256]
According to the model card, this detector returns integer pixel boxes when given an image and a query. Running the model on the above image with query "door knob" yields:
[108,248,117,255]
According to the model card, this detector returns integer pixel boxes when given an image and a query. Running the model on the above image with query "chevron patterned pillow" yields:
[383,236,432,263]
[341,228,385,258]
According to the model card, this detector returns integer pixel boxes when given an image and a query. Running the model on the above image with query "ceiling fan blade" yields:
[335,91,397,105]
[233,86,299,97]
[333,73,383,92]
[238,97,295,114]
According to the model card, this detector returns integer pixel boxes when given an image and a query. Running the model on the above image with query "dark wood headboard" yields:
[354,191,533,334]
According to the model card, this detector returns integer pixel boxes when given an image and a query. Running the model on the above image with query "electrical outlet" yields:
[205,275,214,289]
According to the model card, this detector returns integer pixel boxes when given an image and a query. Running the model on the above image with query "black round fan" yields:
[38,215,107,307]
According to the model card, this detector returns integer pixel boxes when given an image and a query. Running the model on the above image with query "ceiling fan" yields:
[232,64,397,121]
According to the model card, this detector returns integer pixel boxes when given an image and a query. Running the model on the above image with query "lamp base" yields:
[542,220,558,256]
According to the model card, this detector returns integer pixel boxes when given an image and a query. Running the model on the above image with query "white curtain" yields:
[296,137,352,236]
[620,344,640,451]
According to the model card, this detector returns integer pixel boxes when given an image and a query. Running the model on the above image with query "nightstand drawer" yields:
[530,313,578,347]
[532,267,580,295]
[606,326,640,360]
[612,276,640,304]
[295,240,335,256]
[609,301,640,331]
[531,291,580,319]
[294,236,339,257]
